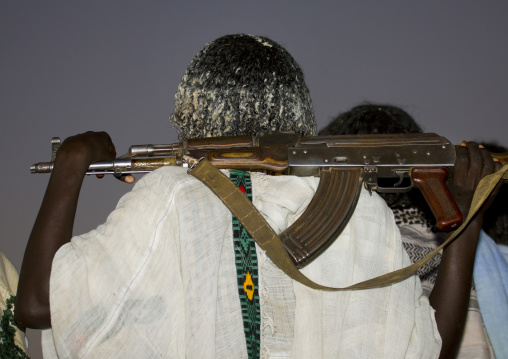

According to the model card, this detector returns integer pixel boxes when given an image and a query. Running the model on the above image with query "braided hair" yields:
[171,34,316,141]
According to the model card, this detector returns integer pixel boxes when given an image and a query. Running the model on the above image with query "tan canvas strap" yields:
[189,158,508,291]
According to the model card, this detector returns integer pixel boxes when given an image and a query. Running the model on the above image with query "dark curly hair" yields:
[318,103,423,136]
[170,34,316,141]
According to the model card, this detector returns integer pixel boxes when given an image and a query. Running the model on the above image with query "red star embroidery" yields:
[239,184,246,193]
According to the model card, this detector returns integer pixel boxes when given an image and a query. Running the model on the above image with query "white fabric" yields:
[396,218,494,358]
[42,167,441,358]
[473,231,508,359]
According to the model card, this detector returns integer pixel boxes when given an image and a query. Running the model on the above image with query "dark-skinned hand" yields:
[447,141,501,222]
[56,131,135,183]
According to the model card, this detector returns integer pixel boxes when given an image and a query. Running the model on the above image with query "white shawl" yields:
[42,167,441,358]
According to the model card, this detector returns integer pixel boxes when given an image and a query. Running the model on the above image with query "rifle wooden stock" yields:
[31,133,508,268]
[190,147,289,173]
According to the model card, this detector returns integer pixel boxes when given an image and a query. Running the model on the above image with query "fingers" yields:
[455,141,496,188]
[454,142,469,180]
[121,175,135,184]
[87,131,116,161]
[60,131,117,164]
[466,142,484,184]
[112,173,136,184]
[57,131,138,184]
[107,138,116,159]
[478,144,495,179]
[96,173,135,183]
[450,141,499,215]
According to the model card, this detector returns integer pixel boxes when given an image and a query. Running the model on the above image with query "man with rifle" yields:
[319,103,499,358]
[15,34,501,358]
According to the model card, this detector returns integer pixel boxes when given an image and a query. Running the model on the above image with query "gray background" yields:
[1,1,507,357]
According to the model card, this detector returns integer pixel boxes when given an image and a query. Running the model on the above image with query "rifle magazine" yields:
[280,167,363,268]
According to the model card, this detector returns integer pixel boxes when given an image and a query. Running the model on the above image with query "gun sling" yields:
[189,158,508,291]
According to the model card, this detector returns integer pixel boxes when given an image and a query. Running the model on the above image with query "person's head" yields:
[170,34,316,141]
[318,103,422,136]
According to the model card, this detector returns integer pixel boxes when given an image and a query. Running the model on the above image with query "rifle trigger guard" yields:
[376,170,412,193]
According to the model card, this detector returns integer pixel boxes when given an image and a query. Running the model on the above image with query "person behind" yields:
[15,36,497,358]
[319,103,499,358]
[480,142,508,248]
[473,141,508,358]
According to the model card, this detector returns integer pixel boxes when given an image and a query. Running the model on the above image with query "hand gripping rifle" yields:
[31,132,508,268]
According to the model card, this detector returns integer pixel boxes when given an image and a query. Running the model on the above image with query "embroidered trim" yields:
[230,170,261,359]
[0,295,30,358]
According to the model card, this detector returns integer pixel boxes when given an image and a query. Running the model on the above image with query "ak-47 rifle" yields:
[31,132,508,268]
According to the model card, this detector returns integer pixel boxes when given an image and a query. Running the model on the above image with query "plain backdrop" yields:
[1,2,507,358]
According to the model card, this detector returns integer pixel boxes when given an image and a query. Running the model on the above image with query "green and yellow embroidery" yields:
[0,295,30,358]
[230,170,260,359]
[243,272,255,301]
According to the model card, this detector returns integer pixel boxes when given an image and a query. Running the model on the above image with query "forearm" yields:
[15,151,90,328]
[428,141,500,358]
[429,218,482,358]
